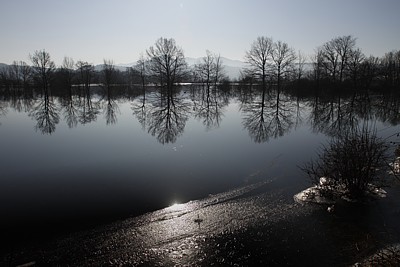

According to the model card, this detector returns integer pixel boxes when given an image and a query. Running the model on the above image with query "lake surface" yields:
[1,85,400,246]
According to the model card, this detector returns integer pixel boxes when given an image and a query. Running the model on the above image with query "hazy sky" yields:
[1,0,399,66]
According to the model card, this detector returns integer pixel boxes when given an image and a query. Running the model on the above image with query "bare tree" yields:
[396,50,400,85]
[310,47,326,91]
[61,56,75,89]
[322,41,339,81]
[146,37,187,91]
[30,49,55,93]
[102,59,116,90]
[7,61,31,88]
[101,59,119,125]
[361,56,380,88]
[335,35,356,82]
[195,50,216,87]
[213,53,225,86]
[381,50,400,86]
[271,40,296,92]
[10,61,21,87]
[346,48,365,88]
[75,60,94,92]
[296,51,307,81]
[62,57,75,71]
[135,53,148,89]
[244,36,273,90]
[19,61,32,87]
[321,35,356,82]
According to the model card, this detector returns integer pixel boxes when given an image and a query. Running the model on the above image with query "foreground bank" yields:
[2,180,400,266]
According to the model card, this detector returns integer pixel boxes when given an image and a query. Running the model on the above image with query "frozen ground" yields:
[2,180,400,266]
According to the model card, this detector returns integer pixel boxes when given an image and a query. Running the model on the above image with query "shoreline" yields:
[3,181,400,266]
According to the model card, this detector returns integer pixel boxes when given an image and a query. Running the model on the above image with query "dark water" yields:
[1,85,400,254]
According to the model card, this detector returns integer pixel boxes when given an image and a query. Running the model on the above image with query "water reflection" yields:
[29,92,60,134]
[77,86,99,125]
[132,93,148,130]
[0,100,7,125]
[3,85,400,265]
[146,89,191,144]
[375,93,400,125]
[101,85,120,125]
[2,84,400,142]
[60,94,79,128]
[241,85,294,142]
[308,91,378,137]
[192,84,227,131]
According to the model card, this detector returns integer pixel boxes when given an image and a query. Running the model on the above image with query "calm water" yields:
[1,85,399,238]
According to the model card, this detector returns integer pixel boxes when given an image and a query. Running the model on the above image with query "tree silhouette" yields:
[271,40,296,92]
[76,61,94,98]
[146,37,187,91]
[245,36,273,92]
[195,50,225,87]
[346,48,365,89]
[61,56,75,90]
[321,35,356,82]
[30,50,55,94]
[135,53,148,90]
[10,61,32,88]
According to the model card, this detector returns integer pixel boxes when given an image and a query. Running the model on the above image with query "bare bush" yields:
[302,124,389,199]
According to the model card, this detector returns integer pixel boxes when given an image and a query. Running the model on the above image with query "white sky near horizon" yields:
[0,0,399,66]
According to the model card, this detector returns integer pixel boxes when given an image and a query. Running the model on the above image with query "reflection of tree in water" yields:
[192,84,226,131]
[4,88,34,114]
[78,89,99,125]
[0,100,8,125]
[29,92,59,134]
[144,89,191,144]
[241,96,269,143]
[132,93,148,130]
[99,60,120,125]
[374,93,400,126]
[10,95,24,113]
[60,94,79,128]
[101,86,120,126]
[269,90,295,138]
[308,92,371,136]
[241,88,295,143]
[103,99,119,125]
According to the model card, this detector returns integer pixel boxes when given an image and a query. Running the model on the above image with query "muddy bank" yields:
[2,181,400,266]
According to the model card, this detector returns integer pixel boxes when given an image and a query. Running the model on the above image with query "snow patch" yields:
[294,177,387,205]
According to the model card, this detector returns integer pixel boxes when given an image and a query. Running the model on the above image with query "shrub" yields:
[302,124,389,199]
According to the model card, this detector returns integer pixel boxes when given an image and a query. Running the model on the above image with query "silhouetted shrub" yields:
[302,125,389,199]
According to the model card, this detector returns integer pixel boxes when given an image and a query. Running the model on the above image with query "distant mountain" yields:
[185,57,246,80]
[114,57,246,81]
[94,64,130,72]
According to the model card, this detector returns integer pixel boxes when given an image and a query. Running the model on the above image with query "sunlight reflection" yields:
[167,202,186,211]
[137,200,206,265]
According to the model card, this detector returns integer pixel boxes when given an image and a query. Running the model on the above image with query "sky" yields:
[0,0,399,66]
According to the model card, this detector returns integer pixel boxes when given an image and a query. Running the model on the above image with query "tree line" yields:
[1,35,399,97]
